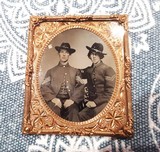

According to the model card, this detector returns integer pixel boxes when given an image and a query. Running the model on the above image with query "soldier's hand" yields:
[86,101,96,108]
[76,76,87,85]
[76,76,83,84]
[64,99,74,108]
[51,98,62,108]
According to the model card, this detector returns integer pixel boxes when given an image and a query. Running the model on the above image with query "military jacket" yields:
[82,61,116,107]
[41,63,84,104]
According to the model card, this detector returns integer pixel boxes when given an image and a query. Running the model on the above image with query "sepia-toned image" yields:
[40,28,116,122]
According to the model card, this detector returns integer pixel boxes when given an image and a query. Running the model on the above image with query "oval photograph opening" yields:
[39,28,116,122]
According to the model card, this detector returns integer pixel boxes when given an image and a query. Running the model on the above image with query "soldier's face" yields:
[90,52,101,64]
[59,49,70,63]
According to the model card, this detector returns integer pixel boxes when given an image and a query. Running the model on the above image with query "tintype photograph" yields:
[39,29,116,122]
[23,15,133,137]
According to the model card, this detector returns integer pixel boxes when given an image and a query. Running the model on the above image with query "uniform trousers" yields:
[47,100,80,122]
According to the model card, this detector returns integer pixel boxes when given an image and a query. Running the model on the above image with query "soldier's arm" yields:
[70,69,85,104]
[40,70,57,102]
[94,67,116,106]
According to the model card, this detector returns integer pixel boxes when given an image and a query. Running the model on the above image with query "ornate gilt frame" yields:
[22,15,133,137]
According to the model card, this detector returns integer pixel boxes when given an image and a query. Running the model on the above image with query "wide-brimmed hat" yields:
[55,43,76,54]
[86,43,107,55]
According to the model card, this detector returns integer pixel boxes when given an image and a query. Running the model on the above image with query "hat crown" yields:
[60,43,71,49]
[91,43,103,52]
[86,42,106,57]
[55,42,76,54]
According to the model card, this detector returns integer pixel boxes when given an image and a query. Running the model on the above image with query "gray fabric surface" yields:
[0,0,160,151]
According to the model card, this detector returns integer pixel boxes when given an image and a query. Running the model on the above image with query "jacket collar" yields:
[91,61,103,68]
[58,62,70,67]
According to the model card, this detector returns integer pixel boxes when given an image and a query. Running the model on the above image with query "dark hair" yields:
[88,51,104,59]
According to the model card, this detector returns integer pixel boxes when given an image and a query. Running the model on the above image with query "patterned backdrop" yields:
[0,0,160,151]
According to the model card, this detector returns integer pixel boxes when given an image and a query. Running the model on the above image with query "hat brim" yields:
[55,46,75,54]
[86,46,107,55]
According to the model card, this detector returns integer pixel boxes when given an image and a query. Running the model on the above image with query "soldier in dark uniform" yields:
[79,42,116,121]
[40,43,84,122]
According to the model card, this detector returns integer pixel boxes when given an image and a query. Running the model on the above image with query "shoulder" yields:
[100,63,115,75]
[98,63,116,83]
[99,62,109,69]
[68,65,80,74]
[101,62,114,70]
[69,65,77,71]
[45,65,58,77]
[106,66,115,75]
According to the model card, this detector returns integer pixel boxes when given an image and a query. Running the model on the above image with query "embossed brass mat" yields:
[22,15,133,137]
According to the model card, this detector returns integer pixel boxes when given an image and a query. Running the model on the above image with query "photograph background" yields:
[39,28,116,83]
[0,0,160,151]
